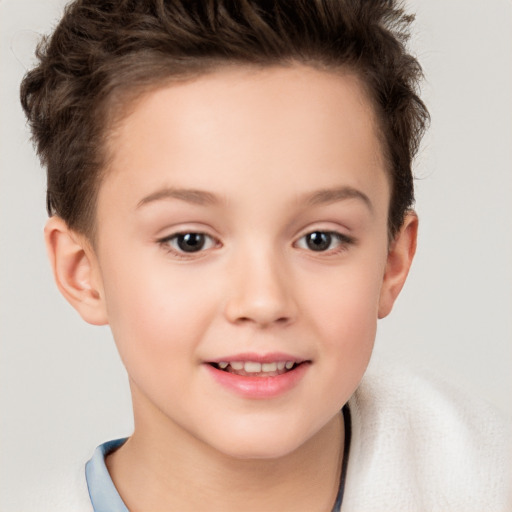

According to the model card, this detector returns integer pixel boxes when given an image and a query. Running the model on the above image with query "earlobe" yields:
[378,212,418,319]
[44,216,108,326]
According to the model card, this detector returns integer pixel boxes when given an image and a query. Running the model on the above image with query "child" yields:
[18,0,510,510]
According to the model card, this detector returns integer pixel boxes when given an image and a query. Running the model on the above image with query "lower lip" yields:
[205,363,309,399]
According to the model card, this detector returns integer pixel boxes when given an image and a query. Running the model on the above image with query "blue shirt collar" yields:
[85,438,129,512]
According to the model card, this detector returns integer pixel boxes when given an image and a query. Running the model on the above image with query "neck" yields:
[107,399,345,512]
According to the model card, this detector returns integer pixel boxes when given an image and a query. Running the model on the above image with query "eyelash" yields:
[157,230,355,258]
[158,232,218,259]
[294,231,355,255]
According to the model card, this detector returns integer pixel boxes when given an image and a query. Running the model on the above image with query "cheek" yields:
[99,254,216,380]
[300,261,384,384]
[304,258,383,333]
[317,287,378,370]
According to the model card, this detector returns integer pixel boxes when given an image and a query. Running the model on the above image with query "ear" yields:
[378,211,418,319]
[44,216,108,325]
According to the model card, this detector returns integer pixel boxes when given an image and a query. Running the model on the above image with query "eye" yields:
[160,232,217,253]
[296,231,353,252]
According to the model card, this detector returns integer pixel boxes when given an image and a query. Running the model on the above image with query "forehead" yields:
[100,65,389,217]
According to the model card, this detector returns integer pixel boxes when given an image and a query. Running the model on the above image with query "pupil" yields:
[177,233,205,252]
[306,232,331,251]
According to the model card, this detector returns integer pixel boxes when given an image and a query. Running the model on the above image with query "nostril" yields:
[233,315,291,327]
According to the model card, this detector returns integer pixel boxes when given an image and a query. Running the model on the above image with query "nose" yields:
[224,247,297,328]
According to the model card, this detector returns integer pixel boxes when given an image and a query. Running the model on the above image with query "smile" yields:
[205,355,310,399]
[211,360,300,377]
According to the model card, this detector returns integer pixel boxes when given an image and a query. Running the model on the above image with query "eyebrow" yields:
[136,185,373,212]
[304,186,373,212]
[137,187,219,208]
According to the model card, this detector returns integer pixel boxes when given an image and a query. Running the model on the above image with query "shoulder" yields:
[343,362,512,512]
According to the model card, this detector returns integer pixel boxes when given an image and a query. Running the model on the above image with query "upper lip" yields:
[206,352,308,364]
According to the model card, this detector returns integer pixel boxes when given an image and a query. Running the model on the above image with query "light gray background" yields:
[1,1,511,508]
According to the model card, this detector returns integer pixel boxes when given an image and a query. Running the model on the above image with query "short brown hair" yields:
[20,0,429,238]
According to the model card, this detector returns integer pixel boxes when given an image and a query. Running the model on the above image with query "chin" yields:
[218,440,303,461]
[205,422,316,461]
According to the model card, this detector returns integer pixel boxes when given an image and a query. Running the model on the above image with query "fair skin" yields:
[45,65,417,511]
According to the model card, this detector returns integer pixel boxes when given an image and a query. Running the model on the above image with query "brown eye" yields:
[305,231,332,251]
[295,231,354,253]
[176,233,206,252]
[162,232,216,253]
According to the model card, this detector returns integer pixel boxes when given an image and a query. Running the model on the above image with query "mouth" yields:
[205,355,310,398]
[208,360,304,377]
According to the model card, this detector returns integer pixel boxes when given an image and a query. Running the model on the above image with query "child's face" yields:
[80,66,412,458]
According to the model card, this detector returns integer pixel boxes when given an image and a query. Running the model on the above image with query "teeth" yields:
[216,360,299,373]
[244,361,262,373]
[262,362,277,372]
